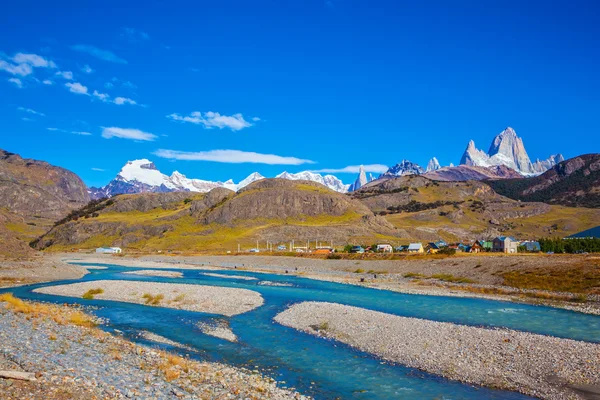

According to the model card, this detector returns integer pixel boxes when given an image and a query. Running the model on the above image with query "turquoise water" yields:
[4,262,600,399]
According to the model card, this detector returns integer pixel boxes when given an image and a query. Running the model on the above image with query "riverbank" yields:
[54,253,600,315]
[275,301,600,400]
[34,280,264,316]
[0,256,87,288]
[0,295,306,399]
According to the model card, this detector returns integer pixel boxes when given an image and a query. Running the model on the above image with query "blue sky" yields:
[1,0,599,187]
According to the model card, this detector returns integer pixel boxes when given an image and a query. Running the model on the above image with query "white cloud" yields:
[81,64,94,74]
[0,60,33,76]
[122,80,136,89]
[17,107,45,116]
[72,131,92,136]
[92,90,110,102]
[47,127,59,131]
[312,164,389,174]
[55,70,74,80]
[153,149,315,165]
[251,117,261,122]
[70,45,127,64]
[0,52,56,77]
[42,79,53,85]
[101,127,157,141]
[91,167,105,171]
[167,111,253,131]
[8,78,23,88]
[12,53,56,68]
[21,117,33,122]
[65,82,89,95]
[104,81,114,89]
[113,96,137,105]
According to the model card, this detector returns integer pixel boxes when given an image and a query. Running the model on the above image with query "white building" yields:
[96,247,122,254]
[376,244,393,253]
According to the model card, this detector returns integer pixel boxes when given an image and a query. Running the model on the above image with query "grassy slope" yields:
[42,198,388,252]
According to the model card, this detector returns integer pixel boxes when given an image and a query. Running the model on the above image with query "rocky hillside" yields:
[422,165,523,181]
[0,149,90,258]
[35,179,398,252]
[486,154,600,208]
[351,174,600,242]
[0,149,90,219]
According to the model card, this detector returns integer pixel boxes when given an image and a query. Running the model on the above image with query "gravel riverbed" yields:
[34,280,264,316]
[0,302,307,399]
[123,270,184,278]
[275,301,600,400]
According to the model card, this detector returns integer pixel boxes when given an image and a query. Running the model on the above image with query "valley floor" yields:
[49,252,600,315]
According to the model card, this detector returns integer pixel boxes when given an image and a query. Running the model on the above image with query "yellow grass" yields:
[0,293,97,328]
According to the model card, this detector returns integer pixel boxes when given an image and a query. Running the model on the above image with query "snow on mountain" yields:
[89,160,349,199]
[380,160,425,177]
[118,159,177,189]
[237,172,265,189]
[348,165,368,192]
[426,157,441,172]
[460,127,563,176]
[276,171,350,193]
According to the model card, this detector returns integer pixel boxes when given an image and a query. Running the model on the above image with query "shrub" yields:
[142,293,165,305]
[327,253,342,259]
[354,268,365,273]
[82,288,104,300]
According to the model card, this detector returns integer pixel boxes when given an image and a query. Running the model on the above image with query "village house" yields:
[492,236,519,253]
[469,241,483,253]
[376,244,393,253]
[426,242,441,254]
[407,243,424,254]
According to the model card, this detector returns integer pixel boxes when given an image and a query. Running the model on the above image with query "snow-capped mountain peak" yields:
[237,172,265,189]
[426,157,441,172]
[381,160,424,177]
[118,159,176,189]
[460,127,563,175]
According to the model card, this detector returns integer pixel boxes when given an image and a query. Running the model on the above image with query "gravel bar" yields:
[123,270,183,278]
[0,302,307,399]
[274,301,600,400]
[34,280,263,316]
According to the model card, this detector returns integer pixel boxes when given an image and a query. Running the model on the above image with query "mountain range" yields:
[0,144,598,257]
[88,160,350,199]
[30,127,567,200]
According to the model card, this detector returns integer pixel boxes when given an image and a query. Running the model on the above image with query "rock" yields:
[0,370,37,381]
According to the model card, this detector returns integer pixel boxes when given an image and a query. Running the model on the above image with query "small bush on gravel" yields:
[354,268,365,273]
[403,272,425,279]
[82,288,104,300]
[142,293,165,305]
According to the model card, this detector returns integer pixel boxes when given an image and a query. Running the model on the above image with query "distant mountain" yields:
[486,154,600,208]
[276,171,350,193]
[89,159,350,199]
[381,160,425,177]
[460,127,563,176]
[426,157,441,172]
[348,165,368,192]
